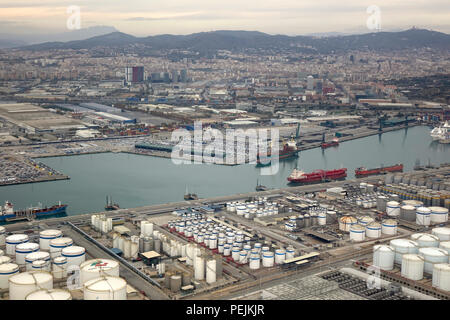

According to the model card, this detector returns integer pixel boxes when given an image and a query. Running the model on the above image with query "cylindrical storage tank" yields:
[432,227,450,241]
[194,256,205,280]
[80,259,120,284]
[206,259,216,284]
[32,260,50,271]
[83,276,127,300]
[416,207,431,226]
[25,289,72,300]
[170,275,182,293]
[9,271,53,300]
[52,256,67,279]
[432,263,450,291]
[49,237,73,258]
[381,219,398,235]
[239,250,247,264]
[349,224,366,242]
[410,233,440,248]
[249,254,260,270]
[373,245,395,270]
[0,226,5,246]
[286,247,295,260]
[401,254,425,280]
[274,249,286,264]
[358,216,374,226]
[5,234,29,255]
[0,263,19,289]
[317,212,327,226]
[39,230,62,251]
[418,247,449,274]
[231,247,240,261]
[365,222,382,238]
[262,251,274,267]
[0,256,11,264]
[25,251,50,271]
[390,239,419,265]
[439,241,450,256]
[61,246,85,268]
[429,207,449,224]
[338,216,357,232]
[400,205,416,222]
[15,243,39,266]
[386,201,400,217]
[377,196,388,212]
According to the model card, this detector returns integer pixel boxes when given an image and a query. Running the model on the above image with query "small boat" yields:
[105,196,120,211]
[355,163,403,177]
[255,179,269,191]
[184,187,198,201]
[321,137,339,149]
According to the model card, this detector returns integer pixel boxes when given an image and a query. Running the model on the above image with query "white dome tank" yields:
[25,251,50,271]
[418,247,449,274]
[416,207,431,226]
[275,249,286,264]
[410,233,440,248]
[83,276,127,300]
[25,288,72,300]
[61,246,86,267]
[381,219,398,235]
[432,263,450,291]
[432,227,450,241]
[15,243,39,266]
[262,251,274,267]
[358,216,375,226]
[0,256,11,264]
[9,271,53,300]
[0,263,19,289]
[429,207,449,224]
[365,222,382,238]
[39,229,62,251]
[390,239,419,265]
[401,254,424,280]
[5,234,29,255]
[339,216,357,232]
[32,260,50,271]
[249,254,260,270]
[80,259,120,284]
[52,256,67,279]
[286,247,295,260]
[386,201,400,217]
[49,237,73,258]
[439,241,450,256]
[373,245,395,270]
[349,224,366,242]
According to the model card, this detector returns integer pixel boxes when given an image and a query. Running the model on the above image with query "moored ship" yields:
[355,163,404,177]
[0,201,67,222]
[321,137,339,149]
[256,139,299,166]
[287,168,347,184]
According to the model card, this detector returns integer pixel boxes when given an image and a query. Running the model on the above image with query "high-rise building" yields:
[171,70,179,83]
[306,75,314,91]
[180,69,188,83]
[125,66,144,84]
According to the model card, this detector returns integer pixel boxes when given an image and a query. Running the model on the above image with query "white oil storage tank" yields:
[416,207,431,226]
[401,254,424,280]
[338,216,357,232]
[373,245,395,271]
[80,259,120,284]
[25,289,72,300]
[25,251,50,271]
[390,239,419,265]
[381,219,398,235]
[418,247,449,274]
[39,229,62,251]
[429,207,449,224]
[9,271,53,300]
[0,226,5,246]
[365,222,382,238]
[274,249,286,264]
[52,256,67,279]
[349,224,366,242]
[432,263,450,291]
[410,233,440,248]
[439,241,450,256]
[15,243,39,266]
[0,263,19,289]
[432,227,450,241]
[61,246,86,267]
[386,201,400,217]
[262,251,274,267]
[5,234,29,255]
[83,276,127,300]
[49,237,73,258]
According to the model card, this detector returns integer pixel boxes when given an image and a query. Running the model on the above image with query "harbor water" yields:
[1,126,449,215]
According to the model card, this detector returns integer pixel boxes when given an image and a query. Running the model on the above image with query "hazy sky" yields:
[1,0,449,35]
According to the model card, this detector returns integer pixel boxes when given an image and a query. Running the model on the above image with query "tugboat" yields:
[184,187,198,201]
[287,168,347,184]
[0,201,67,222]
[321,133,339,149]
[105,196,120,211]
[255,179,269,192]
[355,163,403,177]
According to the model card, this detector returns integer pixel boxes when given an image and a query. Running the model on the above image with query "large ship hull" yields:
[288,168,347,184]
[256,150,299,166]
[321,141,339,149]
[0,204,67,222]
[355,164,403,177]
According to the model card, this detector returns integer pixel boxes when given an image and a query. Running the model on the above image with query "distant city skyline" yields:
[0,0,449,36]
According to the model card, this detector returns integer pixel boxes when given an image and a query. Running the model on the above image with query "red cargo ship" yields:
[256,139,299,166]
[321,137,339,149]
[287,168,347,184]
[355,163,403,177]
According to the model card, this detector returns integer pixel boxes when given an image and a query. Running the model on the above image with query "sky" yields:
[0,0,449,36]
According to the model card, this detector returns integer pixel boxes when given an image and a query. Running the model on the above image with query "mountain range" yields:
[11,28,450,53]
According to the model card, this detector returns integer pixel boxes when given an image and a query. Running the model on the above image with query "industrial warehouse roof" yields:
[140,251,161,259]
[113,225,130,234]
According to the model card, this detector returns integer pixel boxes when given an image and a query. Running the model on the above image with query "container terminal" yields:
[0,164,449,300]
